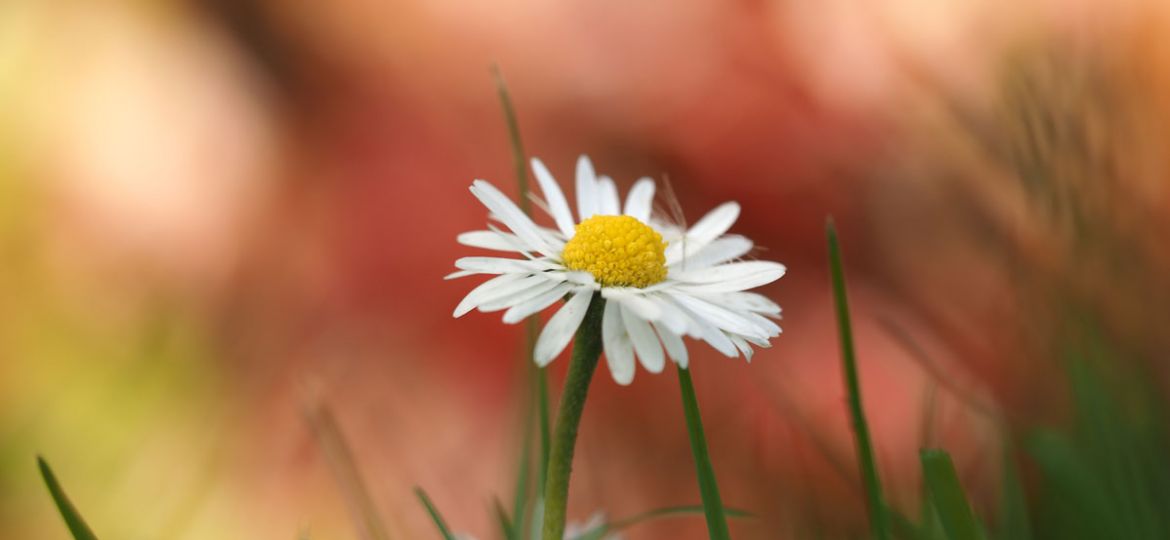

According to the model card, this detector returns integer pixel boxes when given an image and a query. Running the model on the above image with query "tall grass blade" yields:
[415,486,457,540]
[825,218,891,540]
[998,444,1031,540]
[494,496,517,540]
[676,365,732,540]
[302,400,391,540]
[491,63,549,529]
[37,456,99,540]
[538,371,551,497]
[920,449,979,540]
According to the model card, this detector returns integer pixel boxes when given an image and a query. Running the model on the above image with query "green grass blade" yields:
[493,496,517,540]
[676,365,732,540]
[608,504,753,532]
[998,444,1031,540]
[920,449,979,540]
[37,456,99,540]
[489,64,531,216]
[303,401,391,540]
[888,507,933,540]
[414,486,457,540]
[492,63,548,531]
[538,369,551,498]
[825,218,891,540]
[508,360,536,540]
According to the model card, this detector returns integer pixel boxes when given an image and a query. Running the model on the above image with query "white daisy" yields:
[450,155,785,385]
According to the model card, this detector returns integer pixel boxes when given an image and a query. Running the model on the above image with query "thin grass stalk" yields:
[826,218,891,540]
[676,365,733,540]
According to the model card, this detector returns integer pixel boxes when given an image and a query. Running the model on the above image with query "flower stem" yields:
[677,365,732,540]
[542,294,606,540]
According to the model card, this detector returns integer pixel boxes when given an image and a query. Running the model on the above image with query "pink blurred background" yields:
[3,0,1170,538]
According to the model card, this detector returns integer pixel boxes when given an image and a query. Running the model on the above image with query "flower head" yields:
[450,155,785,385]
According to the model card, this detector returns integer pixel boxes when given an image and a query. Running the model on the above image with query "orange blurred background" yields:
[3,0,1170,538]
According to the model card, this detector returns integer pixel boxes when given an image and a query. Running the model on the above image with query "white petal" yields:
[665,202,740,264]
[534,290,594,366]
[670,292,770,340]
[644,294,689,335]
[453,273,529,317]
[530,158,577,238]
[575,155,599,220]
[562,271,598,287]
[673,261,786,292]
[597,175,620,215]
[601,288,661,321]
[696,324,739,357]
[622,305,665,373]
[673,260,785,282]
[653,322,689,368]
[743,311,782,336]
[742,332,775,347]
[502,282,575,324]
[457,230,528,252]
[622,178,655,223]
[478,277,565,312]
[455,256,559,275]
[663,295,742,357]
[602,300,635,385]
[444,270,476,280]
[719,291,782,316]
[670,235,752,271]
[688,202,741,244]
[728,334,755,361]
[471,180,559,258]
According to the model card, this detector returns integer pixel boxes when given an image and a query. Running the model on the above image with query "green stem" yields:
[677,365,732,540]
[541,294,606,540]
[826,218,890,540]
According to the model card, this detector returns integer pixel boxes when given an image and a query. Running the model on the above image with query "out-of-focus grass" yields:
[37,457,98,540]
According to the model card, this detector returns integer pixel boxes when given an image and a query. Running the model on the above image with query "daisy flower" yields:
[450,155,784,385]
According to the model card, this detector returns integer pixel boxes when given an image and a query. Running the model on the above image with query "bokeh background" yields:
[3,0,1170,538]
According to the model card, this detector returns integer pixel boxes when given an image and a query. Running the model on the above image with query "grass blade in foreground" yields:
[677,365,732,540]
[493,64,551,529]
[920,449,979,540]
[826,218,891,540]
[494,496,517,540]
[303,400,391,540]
[37,456,99,540]
[415,486,457,540]
[998,443,1031,540]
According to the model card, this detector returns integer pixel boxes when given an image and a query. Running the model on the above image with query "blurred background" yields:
[3,0,1170,538]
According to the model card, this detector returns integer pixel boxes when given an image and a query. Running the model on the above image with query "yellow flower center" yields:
[562,215,667,288]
